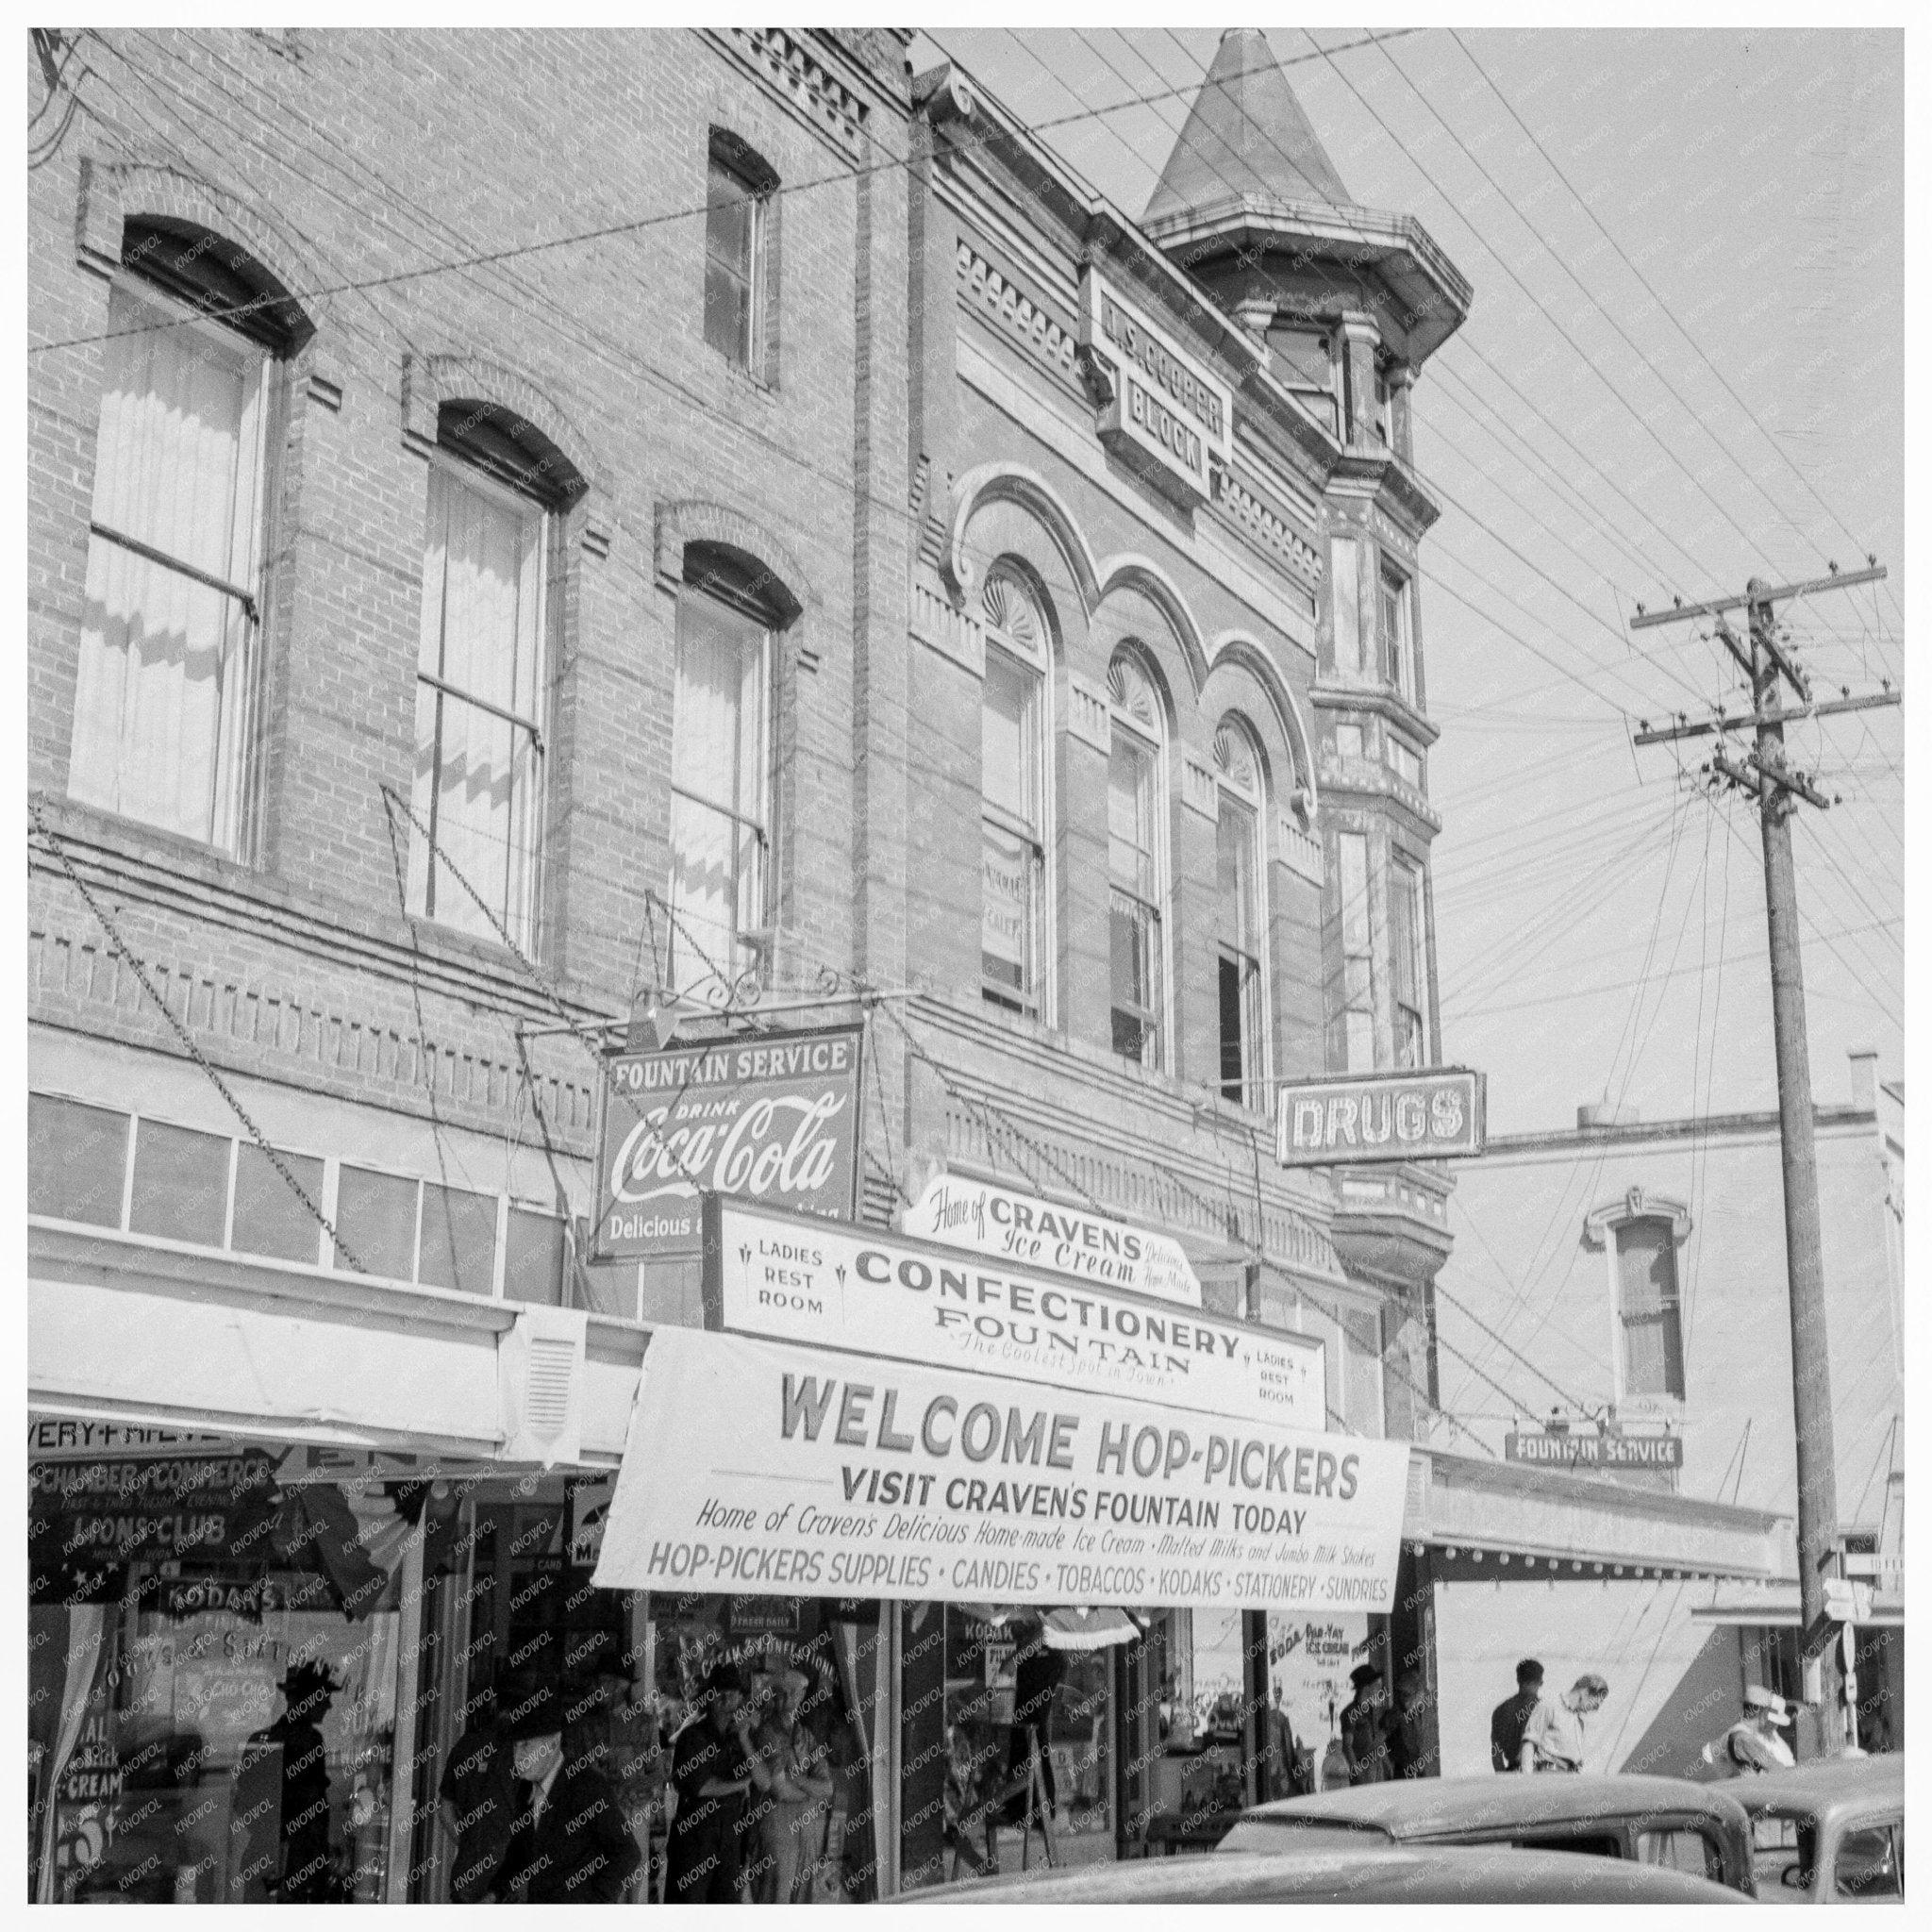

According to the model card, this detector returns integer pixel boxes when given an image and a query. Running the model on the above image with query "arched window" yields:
[68,221,306,853]
[1212,718,1268,1106]
[409,401,575,951]
[705,130,777,376]
[980,566,1051,1018]
[667,545,775,994]
[1107,651,1168,1069]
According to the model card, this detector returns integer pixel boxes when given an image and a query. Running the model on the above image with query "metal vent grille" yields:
[525,1336,577,1439]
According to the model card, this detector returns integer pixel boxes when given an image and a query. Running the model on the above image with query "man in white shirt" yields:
[1703,1684,1796,1775]
[1520,1673,1608,1774]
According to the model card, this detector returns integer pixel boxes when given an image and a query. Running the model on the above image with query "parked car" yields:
[921,1840,1745,1904]
[1728,1755,1904,1903]
[1217,1773,1757,1895]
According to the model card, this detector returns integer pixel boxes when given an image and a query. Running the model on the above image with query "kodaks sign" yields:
[594,1326,1407,1613]
[705,1198,1324,1431]
[592,1024,863,1260]
[902,1172,1203,1308]
[1276,1069,1487,1166]
[1080,268,1233,502]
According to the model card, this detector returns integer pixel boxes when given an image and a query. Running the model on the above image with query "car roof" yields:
[1240,1772,1752,1840]
[921,1843,1744,1905]
[1729,1754,1904,1823]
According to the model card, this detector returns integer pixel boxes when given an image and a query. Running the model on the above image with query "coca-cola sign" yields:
[591,1024,863,1260]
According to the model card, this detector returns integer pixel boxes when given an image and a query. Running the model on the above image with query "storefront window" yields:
[30,1595,402,1903]
[643,1593,884,1903]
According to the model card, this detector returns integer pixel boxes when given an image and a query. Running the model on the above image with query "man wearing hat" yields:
[666,1663,758,1904]
[1339,1663,1391,1785]
[249,1658,341,1902]
[489,1678,641,1904]
[1705,1685,1796,1775]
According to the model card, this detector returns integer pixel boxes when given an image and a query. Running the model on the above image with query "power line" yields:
[34,25,1423,358]
[1444,27,1892,596]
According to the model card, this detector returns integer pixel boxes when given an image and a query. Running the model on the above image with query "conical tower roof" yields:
[1144,27,1352,226]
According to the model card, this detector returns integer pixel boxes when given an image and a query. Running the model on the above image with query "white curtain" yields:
[669,591,765,988]
[35,1605,106,1903]
[70,281,265,848]
[410,462,544,943]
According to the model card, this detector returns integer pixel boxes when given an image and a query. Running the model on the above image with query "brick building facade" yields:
[26,25,1791,1904]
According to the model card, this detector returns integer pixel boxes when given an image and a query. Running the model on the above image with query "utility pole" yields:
[1631,561,1895,1761]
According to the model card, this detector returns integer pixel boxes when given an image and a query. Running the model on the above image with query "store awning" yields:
[1690,1586,1905,1629]
[1404,1449,1790,1583]
[30,1220,644,1466]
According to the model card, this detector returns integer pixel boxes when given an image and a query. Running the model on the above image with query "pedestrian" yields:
[1384,1668,1438,1780]
[1701,1685,1796,1776]
[1490,1658,1544,1774]
[251,1658,341,1903]
[751,1665,832,1903]
[1004,1617,1066,1831]
[665,1662,757,1903]
[438,1678,516,1904]
[1263,1683,1301,1798]
[488,1677,641,1905]
[1520,1673,1608,1774]
[1339,1663,1391,1785]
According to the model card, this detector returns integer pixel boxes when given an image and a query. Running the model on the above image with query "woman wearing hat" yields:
[1339,1663,1391,1785]
[751,1664,834,1903]
[1705,1684,1796,1775]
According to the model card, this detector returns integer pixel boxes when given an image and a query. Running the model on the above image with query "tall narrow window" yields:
[1268,325,1339,439]
[1213,724,1266,1107]
[980,570,1048,1018]
[1331,830,1375,1073]
[1374,366,1392,447]
[1391,857,1429,1070]
[409,456,548,948]
[1381,564,1414,702]
[70,280,271,850]
[1330,536,1362,676]
[669,577,769,992]
[1108,655,1166,1069]
[1616,1220,1686,1399]
[705,140,765,371]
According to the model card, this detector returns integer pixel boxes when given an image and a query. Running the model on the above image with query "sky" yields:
[914,25,1905,1136]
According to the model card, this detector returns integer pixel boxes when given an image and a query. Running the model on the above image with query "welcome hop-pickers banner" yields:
[594,1326,1409,1614]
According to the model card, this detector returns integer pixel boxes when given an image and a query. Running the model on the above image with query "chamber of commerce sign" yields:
[591,1024,863,1260]
[1276,1069,1486,1166]
[706,1198,1324,1431]
[1080,268,1233,502]
[594,1326,1407,1612]
[901,1171,1203,1307]
[1504,1431,1683,1471]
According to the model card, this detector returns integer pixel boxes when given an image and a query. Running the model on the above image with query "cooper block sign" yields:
[594,1326,1408,1612]
[1080,268,1233,502]
[1276,1069,1487,1166]
[592,1024,863,1259]
[708,1199,1323,1430]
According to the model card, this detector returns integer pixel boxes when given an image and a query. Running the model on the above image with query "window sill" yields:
[30,791,566,1015]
